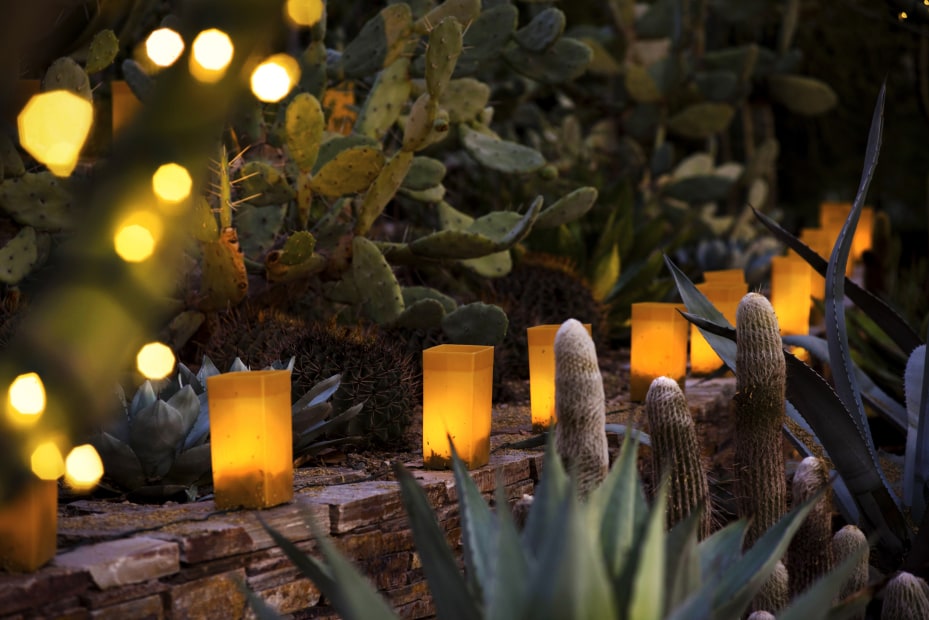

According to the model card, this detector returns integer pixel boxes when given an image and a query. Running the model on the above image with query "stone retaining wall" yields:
[0,374,736,619]
[0,453,542,619]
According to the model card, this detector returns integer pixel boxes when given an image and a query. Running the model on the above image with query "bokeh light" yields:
[65,444,104,492]
[114,211,163,263]
[285,0,324,26]
[145,28,185,67]
[250,54,301,102]
[7,373,46,425]
[190,29,234,82]
[152,163,193,203]
[137,342,176,380]
[31,442,65,481]
[17,91,93,177]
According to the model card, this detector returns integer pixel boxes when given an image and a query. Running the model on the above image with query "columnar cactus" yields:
[554,318,608,498]
[788,456,834,596]
[645,376,713,539]
[735,292,788,549]
[754,559,790,615]
[747,612,776,620]
[832,525,869,619]
[881,572,929,620]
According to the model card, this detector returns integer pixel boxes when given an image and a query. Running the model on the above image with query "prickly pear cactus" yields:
[645,376,712,539]
[734,292,787,549]
[554,318,607,498]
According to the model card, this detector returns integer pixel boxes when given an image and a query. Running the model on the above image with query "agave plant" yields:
[667,83,929,575]
[91,356,362,500]
[248,435,869,620]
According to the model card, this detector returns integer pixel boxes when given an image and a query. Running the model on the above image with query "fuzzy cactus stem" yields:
[788,456,834,597]
[734,292,788,549]
[645,376,712,539]
[554,318,608,498]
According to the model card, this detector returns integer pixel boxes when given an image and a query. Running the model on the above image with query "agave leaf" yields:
[627,480,666,620]
[292,402,333,432]
[166,385,201,435]
[522,431,569,558]
[228,357,250,372]
[591,435,649,601]
[824,82,884,479]
[525,483,618,620]
[295,403,364,450]
[129,400,189,480]
[486,482,530,620]
[751,206,920,355]
[783,334,906,431]
[163,444,212,486]
[604,424,652,446]
[182,392,211,450]
[712,491,823,618]
[242,579,283,620]
[451,440,496,600]
[128,381,157,419]
[663,508,703,613]
[908,338,929,521]
[293,374,341,411]
[663,256,736,364]
[295,436,361,457]
[698,520,748,586]
[256,514,399,620]
[176,362,203,393]
[197,355,222,385]
[776,540,870,620]
[395,463,481,620]
[90,431,146,491]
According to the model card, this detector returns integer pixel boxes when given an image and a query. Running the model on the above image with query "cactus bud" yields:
[554,318,608,498]
[788,456,834,596]
[645,376,712,538]
[882,572,929,620]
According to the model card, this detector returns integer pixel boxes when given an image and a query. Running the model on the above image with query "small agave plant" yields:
[247,435,869,620]
[90,356,362,500]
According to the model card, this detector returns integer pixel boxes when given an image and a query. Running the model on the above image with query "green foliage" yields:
[92,356,361,501]
[251,436,868,619]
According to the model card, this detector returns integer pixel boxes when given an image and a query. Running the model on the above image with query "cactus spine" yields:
[734,292,788,549]
[832,525,869,618]
[881,572,929,620]
[788,456,834,596]
[554,318,608,498]
[645,376,712,539]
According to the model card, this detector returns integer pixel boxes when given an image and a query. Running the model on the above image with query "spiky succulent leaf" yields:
[395,463,481,620]
[257,514,399,620]
[451,440,497,599]
[293,373,341,411]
